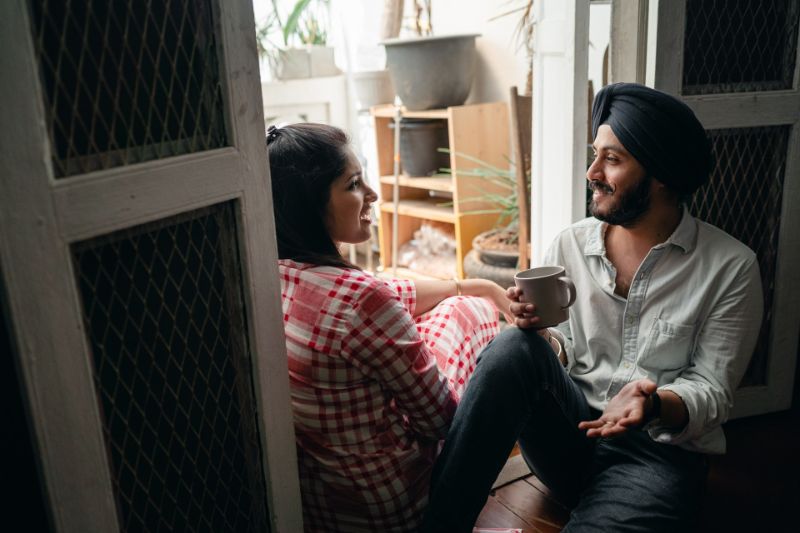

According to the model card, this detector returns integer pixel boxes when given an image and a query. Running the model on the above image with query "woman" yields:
[267,123,511,532]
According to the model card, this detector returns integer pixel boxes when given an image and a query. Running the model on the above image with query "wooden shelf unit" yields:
[371,102,510,279]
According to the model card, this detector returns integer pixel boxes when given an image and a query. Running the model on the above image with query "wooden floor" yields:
[475,408,800,532]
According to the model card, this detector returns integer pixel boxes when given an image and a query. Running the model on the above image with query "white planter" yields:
[276,46,341,80]
[351,70,395,111]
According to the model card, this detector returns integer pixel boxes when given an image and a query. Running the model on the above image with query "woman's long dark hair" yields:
[267,123,358,268]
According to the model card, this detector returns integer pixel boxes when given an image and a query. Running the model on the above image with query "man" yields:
[421,83,764,532]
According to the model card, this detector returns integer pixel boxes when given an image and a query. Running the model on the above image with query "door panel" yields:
[72,203,269,532]
[27,0,230,178]
[0,0,302,531]
[649,0,800,417]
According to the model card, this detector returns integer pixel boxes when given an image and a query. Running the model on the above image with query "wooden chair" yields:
[509,86,533,269]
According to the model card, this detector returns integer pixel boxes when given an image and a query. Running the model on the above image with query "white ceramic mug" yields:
[514,266,577,327]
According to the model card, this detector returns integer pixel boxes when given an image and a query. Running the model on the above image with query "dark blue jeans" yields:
[421,327,708,533]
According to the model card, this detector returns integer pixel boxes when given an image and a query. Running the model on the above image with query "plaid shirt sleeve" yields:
[379,276,417,316]
[342,277,457,439]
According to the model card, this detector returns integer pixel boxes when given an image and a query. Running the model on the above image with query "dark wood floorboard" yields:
[476,409,800,532]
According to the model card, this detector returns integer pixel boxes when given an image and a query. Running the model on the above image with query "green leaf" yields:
[284,0,313,44]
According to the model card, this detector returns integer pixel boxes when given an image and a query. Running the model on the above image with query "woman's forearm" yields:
[413,278,502,317]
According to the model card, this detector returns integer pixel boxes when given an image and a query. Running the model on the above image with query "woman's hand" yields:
[506,286,544,329]
[457,279,514,323]
[578,379,657,438]
[481,280,515,324]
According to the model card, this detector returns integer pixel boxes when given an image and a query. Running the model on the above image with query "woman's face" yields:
[324,149,378,245]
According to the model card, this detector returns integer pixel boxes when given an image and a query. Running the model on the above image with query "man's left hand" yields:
[578,379,657,438]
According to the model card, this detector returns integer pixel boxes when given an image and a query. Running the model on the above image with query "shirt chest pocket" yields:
[638,318,696,374]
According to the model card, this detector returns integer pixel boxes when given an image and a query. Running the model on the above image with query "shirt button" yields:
[623,361,631,369]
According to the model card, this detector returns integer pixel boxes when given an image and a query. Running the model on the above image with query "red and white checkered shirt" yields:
[279,260,499,532]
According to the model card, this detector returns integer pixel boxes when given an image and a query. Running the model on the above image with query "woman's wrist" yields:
[452,277,462,297]
[460,278,492,298]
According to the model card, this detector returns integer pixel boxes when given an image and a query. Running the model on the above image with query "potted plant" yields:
[256,0,341,80]
[439,149,529,286]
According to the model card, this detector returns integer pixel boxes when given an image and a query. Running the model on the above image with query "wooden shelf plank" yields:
[379,199,455,223]
[379,174,454,192]
[370,104,448,119]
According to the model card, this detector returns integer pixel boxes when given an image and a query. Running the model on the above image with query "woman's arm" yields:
[414,278,513,322]
[343,279,459,439]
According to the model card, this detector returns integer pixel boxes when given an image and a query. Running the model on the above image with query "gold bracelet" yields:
[452,277,462,296]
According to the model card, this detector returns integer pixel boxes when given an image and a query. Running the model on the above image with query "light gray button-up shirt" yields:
[545,211,763,454]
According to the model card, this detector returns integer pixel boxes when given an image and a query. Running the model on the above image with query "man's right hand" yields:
[506,286,543,329]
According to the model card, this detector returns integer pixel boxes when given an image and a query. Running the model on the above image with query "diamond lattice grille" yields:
[72,204,269,532]
[683,0,800,95]
[689,126,789,386]
[28,0,229,178]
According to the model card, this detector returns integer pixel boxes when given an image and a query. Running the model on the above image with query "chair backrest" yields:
[509,86,533,269]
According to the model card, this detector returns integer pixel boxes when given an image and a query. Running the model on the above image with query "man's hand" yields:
[578,379,657,438]
[506,286,543,329]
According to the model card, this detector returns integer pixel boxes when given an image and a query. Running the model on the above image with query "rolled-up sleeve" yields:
[650,256,763,446]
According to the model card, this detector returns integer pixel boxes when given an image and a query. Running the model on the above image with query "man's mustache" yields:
[588,180,614,194]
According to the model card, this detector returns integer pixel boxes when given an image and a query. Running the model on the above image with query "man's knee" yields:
[476,327,560,380]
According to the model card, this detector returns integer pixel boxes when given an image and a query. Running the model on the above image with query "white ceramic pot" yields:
[351,70,395,111]
[276,46,341,80]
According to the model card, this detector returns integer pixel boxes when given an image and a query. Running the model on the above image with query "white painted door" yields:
[0,1,302,531]
[647,0,800,418]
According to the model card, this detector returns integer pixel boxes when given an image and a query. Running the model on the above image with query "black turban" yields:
[591,82,713,196]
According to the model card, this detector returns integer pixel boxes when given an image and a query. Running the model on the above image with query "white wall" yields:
[431,0,530,103]
[588,2,611,94]
[432,1,610,103]
[253,1,608,103]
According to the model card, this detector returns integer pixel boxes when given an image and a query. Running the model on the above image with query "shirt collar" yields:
[661,208,697,253]
[585,220,606,257]
[583,208,698,257]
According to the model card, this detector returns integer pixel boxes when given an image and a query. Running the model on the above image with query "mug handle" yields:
[558,276,576,309]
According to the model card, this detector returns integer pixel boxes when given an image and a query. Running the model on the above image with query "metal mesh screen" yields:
[689,126,789,386]
[28,0,229,178]
[72,203,269,532]
[683,0,800,95]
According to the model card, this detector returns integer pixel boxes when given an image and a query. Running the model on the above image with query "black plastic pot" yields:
[389,119,450,177]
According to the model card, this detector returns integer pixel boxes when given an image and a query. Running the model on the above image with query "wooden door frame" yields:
[0,1,302,530]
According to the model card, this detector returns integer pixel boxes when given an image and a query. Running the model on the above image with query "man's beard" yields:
[588,173,653,227]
